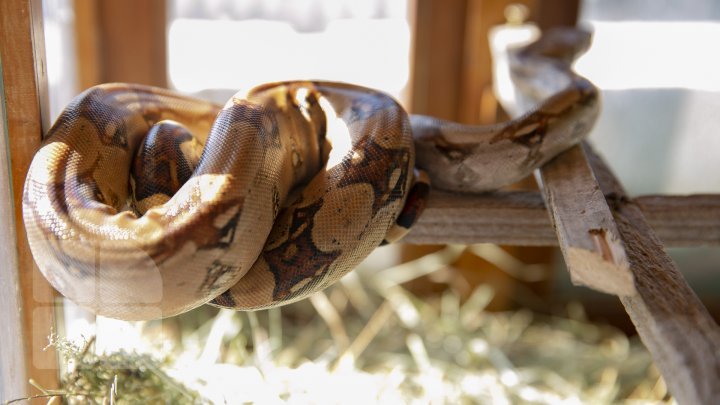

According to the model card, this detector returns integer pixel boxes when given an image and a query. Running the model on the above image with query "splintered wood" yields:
[583,143,720,404]
[536,144,634,296]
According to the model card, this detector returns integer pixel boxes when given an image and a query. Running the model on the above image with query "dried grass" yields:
[11,246,674,404]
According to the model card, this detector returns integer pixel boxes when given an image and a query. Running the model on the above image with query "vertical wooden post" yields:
[74,0,168,89]
[0,0,59,401]
[0,79,29,405]
[410,0,468,121]
[459,0,536,124]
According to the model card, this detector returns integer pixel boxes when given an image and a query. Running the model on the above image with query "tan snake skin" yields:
[22,28,598,320]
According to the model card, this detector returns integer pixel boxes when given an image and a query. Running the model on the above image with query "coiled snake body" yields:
[23,29,598,320]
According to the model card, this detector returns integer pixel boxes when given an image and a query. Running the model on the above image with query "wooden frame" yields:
[0,0,59,402]
[405,191,720,247]
[1,0,718,403]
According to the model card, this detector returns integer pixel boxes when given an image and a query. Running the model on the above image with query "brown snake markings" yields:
[263,199,342,301]
[132,123,197,205]
[22,28,599,320]
[261,135,412,302]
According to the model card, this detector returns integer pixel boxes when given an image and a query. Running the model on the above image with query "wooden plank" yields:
[0,0,59,400]
[73,0,102,89]
[0,59,28,404]
[405,190,552,245]
[584,143,720,405]
[409,0,467,121]
[459,0,536,124]
[73,0,167,89]
[637,194,720,246]
[97,0,167,86]
[404,190,720,247]
[536,144,635,295]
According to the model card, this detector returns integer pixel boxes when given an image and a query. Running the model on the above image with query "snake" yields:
[22,28,599,320]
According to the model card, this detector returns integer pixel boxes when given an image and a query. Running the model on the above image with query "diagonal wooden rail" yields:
[583,143,720,404]
[530,138,720,404]
[536,144,635,296]
[485,20,720,403]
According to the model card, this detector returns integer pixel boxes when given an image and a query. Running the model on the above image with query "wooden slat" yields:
[536,144,635,295]
[0,60,28,404]
[637,194,720,246]
[404,190,720,247]
[0,0,59,400]
[406,190,552,245]
[584,143,720,405]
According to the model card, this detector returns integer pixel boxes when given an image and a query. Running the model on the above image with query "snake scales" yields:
[22,28,598,320]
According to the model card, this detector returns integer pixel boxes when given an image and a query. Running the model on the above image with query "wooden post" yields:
[74,0,168,89]
[0,0,59,401]
[410,0,468,121]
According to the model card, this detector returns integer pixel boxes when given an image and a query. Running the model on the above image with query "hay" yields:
[13,246,674,404]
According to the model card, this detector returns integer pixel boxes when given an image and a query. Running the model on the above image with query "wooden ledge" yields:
[405,188,720,247]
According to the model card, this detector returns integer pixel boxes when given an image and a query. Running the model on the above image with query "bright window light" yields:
[168,16,411,102]
[576,22,720,91]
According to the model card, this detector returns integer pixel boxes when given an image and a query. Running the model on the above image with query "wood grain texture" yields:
[0,55,28,404]
[405,190,551,245]
[637,195,720,247]
[536,144,634,295]
[584,143,720,405]
[0,0,59,399]
[403,190,720,247]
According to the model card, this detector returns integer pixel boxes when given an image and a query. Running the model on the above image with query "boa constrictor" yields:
[22,28,598,320]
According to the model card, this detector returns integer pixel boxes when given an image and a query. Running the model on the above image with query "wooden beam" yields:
[73,0,102,90]
[584,143,720,405]
[410,0,467,121]
[536,144,634,296]
[73,0,168,89]
[636,194,720,246]
[0,0,59,401]
[0,59,29,404]
[403,190,720,247]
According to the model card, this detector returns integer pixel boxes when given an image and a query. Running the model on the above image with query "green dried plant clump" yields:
[27,335,206,405]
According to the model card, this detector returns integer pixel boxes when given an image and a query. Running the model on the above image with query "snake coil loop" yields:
[22,28,598,320]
